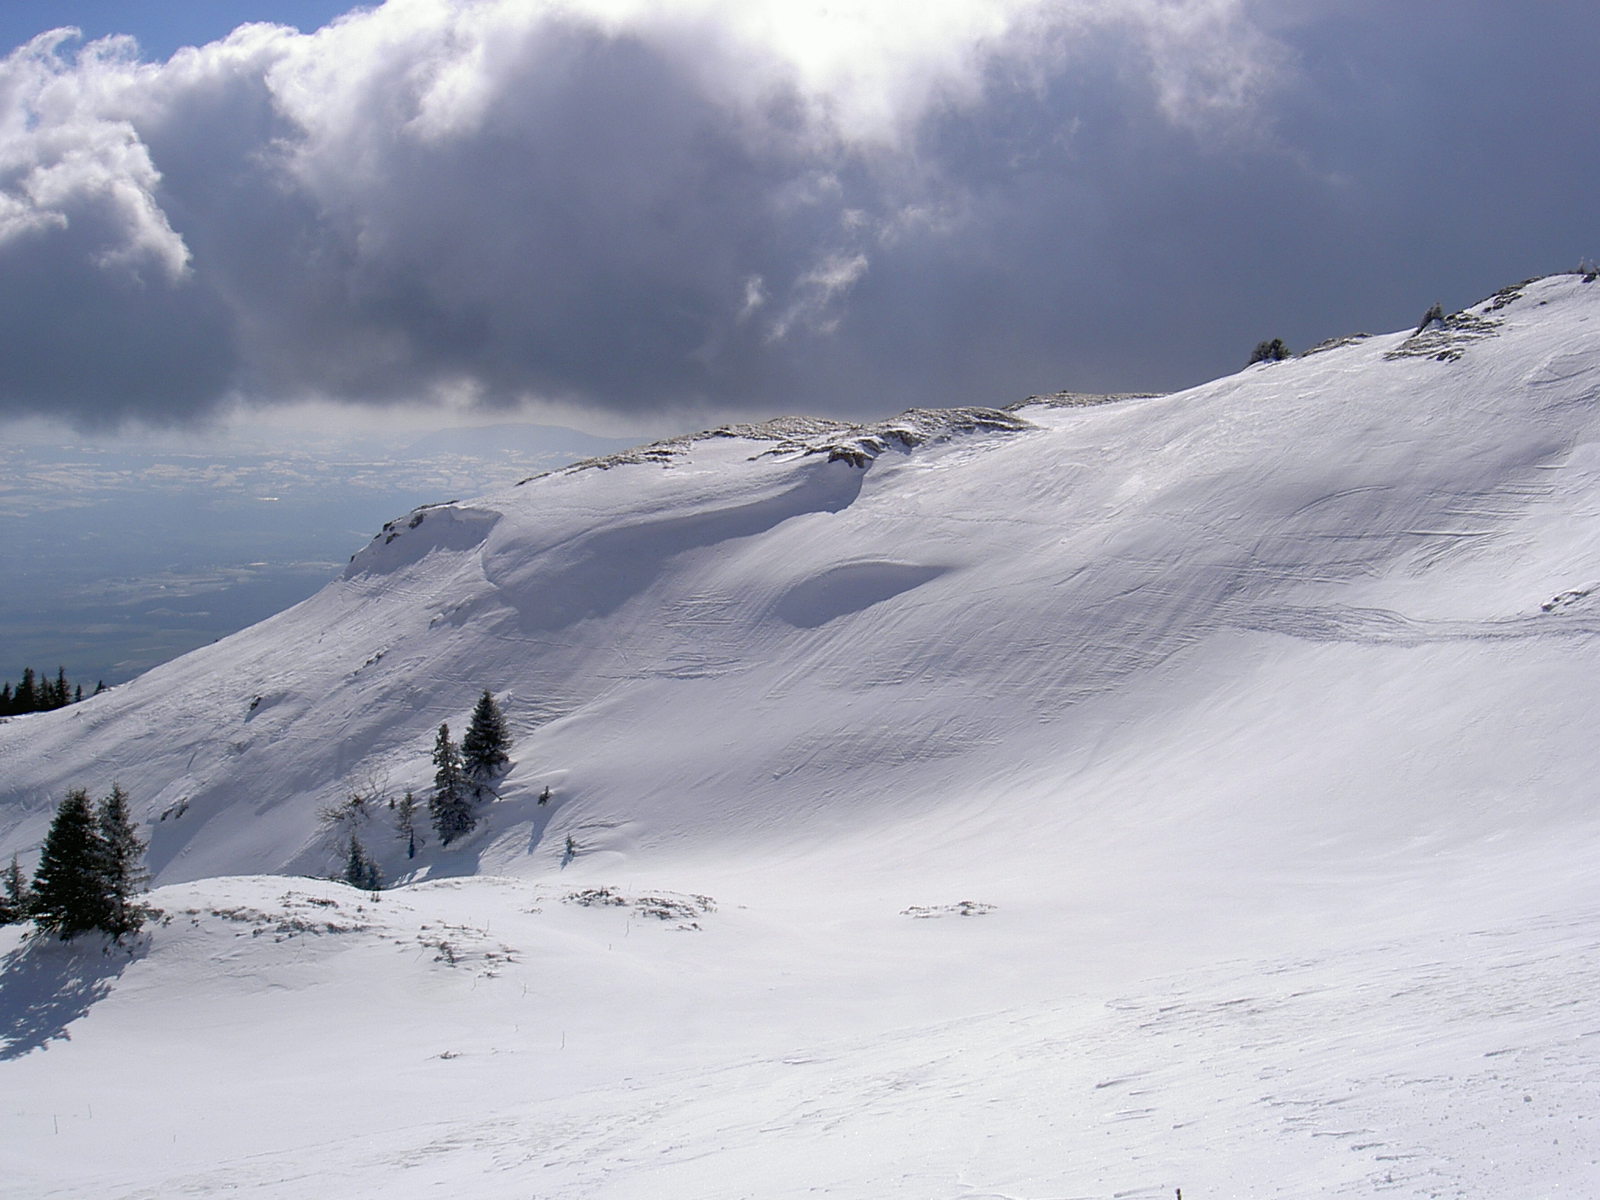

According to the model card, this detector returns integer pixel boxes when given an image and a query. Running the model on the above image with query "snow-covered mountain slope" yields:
[5,272,1600,1198]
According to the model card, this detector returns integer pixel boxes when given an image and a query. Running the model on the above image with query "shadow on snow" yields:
[0,932,146,1060]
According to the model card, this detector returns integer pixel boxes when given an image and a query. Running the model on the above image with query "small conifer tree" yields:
[395,790,421,859]
[1247,338,1291,365]
[0,855,28,925]
[429,724,474,845]
[98,784,150,938]
[461,690,511,795]
[31,789,113,939]
[343,834,382,891]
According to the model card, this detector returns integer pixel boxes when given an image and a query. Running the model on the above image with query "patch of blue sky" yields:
[0,1,354,60]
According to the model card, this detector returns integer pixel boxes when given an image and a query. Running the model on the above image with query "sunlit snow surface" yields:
[4,274,1600,1197]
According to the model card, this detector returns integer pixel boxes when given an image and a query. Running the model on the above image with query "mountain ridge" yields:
[3,272,1599,892]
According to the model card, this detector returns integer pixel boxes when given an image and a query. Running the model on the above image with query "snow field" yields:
[4,872,1598,1198]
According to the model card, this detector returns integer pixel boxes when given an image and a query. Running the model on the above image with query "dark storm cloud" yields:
[0,2,1595,428]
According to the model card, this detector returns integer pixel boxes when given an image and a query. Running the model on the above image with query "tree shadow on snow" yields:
[0,933,145,1060]
[412,839,485,882]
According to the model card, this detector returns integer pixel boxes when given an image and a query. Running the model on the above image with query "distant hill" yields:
[394,421,636,462]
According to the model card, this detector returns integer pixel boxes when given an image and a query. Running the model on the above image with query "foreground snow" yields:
[4,273,1600,1195]
[4,871,1597,1199]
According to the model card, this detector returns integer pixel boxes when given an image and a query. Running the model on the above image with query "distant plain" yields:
[0,423,634,685]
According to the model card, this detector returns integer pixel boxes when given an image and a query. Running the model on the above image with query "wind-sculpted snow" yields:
[771,561,951,629]
[483,454,868,632]
[344,503,502,579]
[6,273,1600,1197]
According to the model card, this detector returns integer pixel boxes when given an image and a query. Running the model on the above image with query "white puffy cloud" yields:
[0,31,188,279]
[0,1,1593,429]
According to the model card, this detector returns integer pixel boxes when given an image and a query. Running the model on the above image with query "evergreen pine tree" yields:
[98,784,150,938]
[16,668,36,713]
[0,855,27,925]
[461,690,511,795]
[395,791,421,859]
[31,789,113,939]
[429,724,474,845]
[343,834,382,891]
[344,835,364,887]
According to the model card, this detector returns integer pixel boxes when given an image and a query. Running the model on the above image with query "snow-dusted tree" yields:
[0,855,28,925]
[97,784,150,938]
[429,724,474,845]
[461,690,510,795]
[30,789,113,940]
[395,790,421,859]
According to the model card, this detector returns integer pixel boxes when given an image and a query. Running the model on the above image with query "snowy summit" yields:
[4,272,1600,1197]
